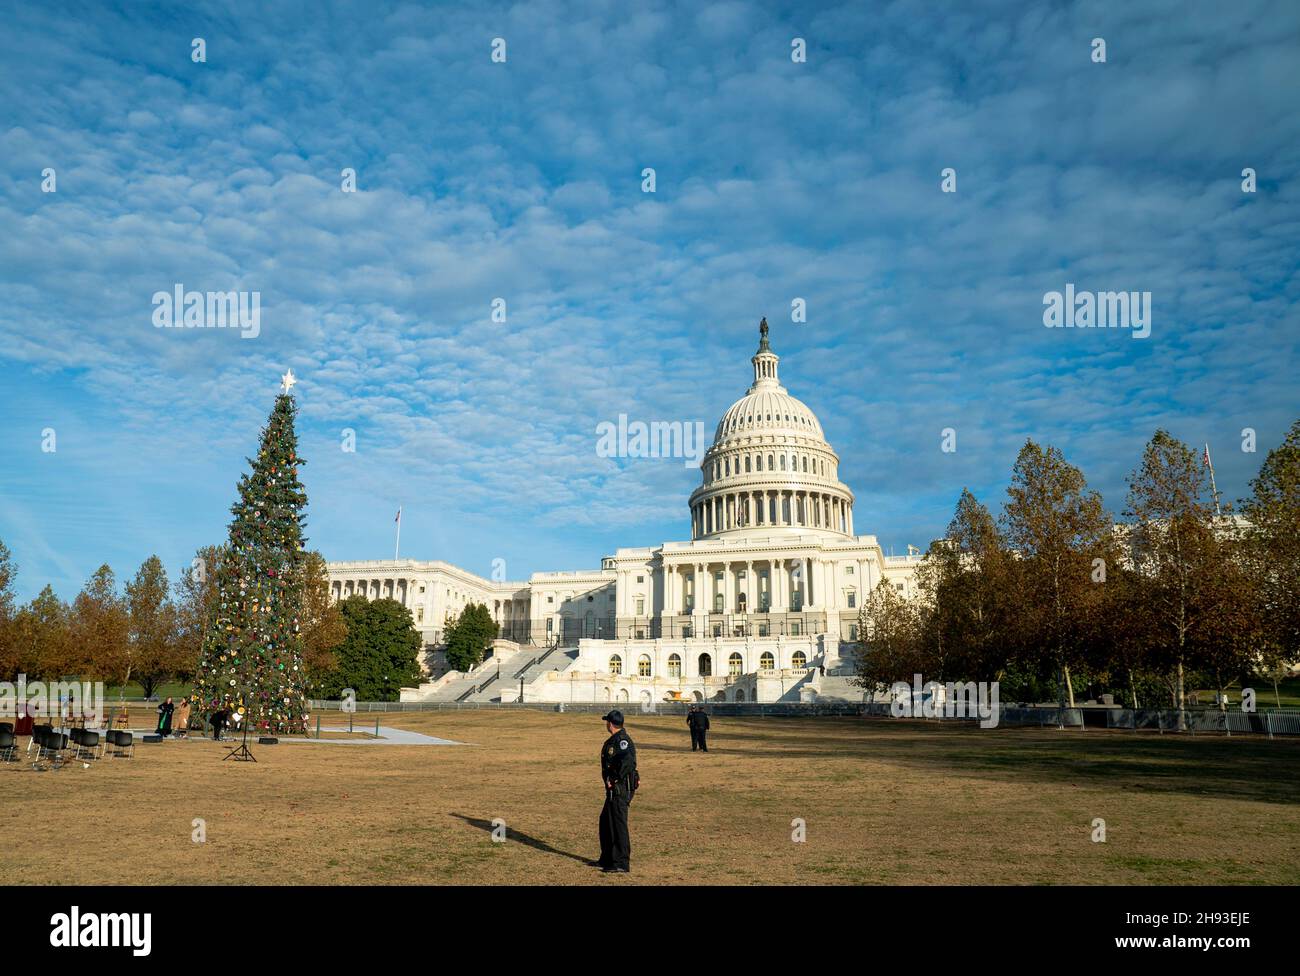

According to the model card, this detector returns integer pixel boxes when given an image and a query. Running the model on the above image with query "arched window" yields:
[756,454,763,471]
[767,454,774,470]
[735,688,746,702]
[638,654,652,677]
[728,652,743,678]
[667,654,681,678]
[780,455,787,471]
[609,654,622,675]
[698,653,712,677]
[745,456,751,472]
[802,456,808,472]
[792,651,807,669]
[760,651,775,670]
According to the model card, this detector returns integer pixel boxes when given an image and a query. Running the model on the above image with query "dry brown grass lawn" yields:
[3,709,1297,885]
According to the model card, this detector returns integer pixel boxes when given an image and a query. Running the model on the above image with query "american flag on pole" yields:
[1203,444,1212,469]
[395,506,401,523]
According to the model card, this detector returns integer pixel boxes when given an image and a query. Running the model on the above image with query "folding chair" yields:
[76,729,103,762]
[108,730,134,760]
[0,730,17,763]
[28,724,53,756]
[33,730,68,770]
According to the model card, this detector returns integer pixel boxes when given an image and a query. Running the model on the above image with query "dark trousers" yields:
[211,716,225,740]
[598,785,632,870]
[696,729,708,752]
[689,727,701,751]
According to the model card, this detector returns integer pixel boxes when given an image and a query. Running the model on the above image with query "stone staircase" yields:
[810,672,868,703]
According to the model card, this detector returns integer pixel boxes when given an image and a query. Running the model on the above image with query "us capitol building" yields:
[327,320,925,704]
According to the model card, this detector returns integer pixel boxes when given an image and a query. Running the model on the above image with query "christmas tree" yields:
[192,371,310,734]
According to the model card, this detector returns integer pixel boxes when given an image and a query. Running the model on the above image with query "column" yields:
[745,561,755,614]
[723,562,733,613]
[804,557,812,607]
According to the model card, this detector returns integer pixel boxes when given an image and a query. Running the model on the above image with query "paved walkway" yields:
[283,726,465,746]
[112,726,466,746]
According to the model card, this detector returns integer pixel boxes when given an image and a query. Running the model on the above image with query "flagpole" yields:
[394,506,402,561]
[1205,444,1222,517]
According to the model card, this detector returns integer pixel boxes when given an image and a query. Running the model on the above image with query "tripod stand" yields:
[222,711,256,762]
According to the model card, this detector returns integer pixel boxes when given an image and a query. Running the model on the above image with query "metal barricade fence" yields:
[302,699,1300,735]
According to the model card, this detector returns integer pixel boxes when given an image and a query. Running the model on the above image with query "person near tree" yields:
[174,699,191,737]
[155,697,175,735]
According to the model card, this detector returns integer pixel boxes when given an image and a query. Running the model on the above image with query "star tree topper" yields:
[280,368,297,395]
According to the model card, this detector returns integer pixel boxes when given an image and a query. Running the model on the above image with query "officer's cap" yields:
[602,710,625,726]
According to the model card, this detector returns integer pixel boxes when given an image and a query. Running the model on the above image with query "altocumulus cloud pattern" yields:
[0,0,1297,598]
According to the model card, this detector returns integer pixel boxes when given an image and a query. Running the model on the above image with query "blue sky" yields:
[1,0,1298,602]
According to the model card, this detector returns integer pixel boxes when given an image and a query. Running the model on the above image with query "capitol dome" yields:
[688,319,856,540]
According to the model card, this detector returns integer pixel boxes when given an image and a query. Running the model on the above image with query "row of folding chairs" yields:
[22,725,135,769]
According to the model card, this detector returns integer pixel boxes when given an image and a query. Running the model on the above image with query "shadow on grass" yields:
[632,718,1300,806]
[450,813,593,865]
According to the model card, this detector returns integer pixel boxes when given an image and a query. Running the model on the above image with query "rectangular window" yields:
[635,597,645,615]
[846,565,854,575]
[636,575,644,583]
[847,592,856,608]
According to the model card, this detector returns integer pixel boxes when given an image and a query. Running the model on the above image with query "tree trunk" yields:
[1128,669,1139,710]
[1064,665,1076,708]
[1176,659,1187,731]
[1216,671,1226,713]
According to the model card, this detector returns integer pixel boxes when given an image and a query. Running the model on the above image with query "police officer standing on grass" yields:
[597,710,637,874]
[687,704,710,752]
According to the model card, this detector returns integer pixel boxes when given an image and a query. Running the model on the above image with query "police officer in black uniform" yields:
[597,709,637,873]
[687,705,710,752]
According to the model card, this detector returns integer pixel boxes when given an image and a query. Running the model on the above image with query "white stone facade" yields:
[327,320,924,701]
